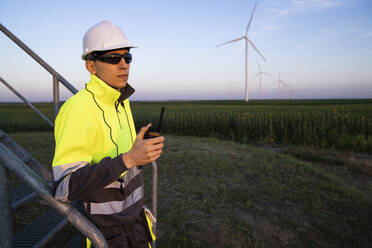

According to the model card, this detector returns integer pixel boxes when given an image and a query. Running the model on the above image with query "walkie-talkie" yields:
[144,107,165,139]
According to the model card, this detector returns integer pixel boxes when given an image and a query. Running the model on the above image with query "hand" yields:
[122,124,164,169]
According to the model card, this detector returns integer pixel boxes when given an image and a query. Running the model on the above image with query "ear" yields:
[85,61,96,74]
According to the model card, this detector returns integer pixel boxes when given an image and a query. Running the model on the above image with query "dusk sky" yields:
[1,0,371,102]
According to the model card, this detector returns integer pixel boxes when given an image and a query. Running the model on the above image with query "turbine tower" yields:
[287,84,295,99]
[252,61,273,99]
[216,2,265,102]
[282,83,295,99]
[272,70,287,99]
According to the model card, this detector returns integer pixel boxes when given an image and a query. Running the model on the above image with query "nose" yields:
[118,58,128,69]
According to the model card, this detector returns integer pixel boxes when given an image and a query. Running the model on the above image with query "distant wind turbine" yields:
[287,84,295,99]
[272,70,287,99]
[225,82,232,98]
[285,83,296,99]
[216,2,265,102]
[227,83,232,98]
[252,61,273,99]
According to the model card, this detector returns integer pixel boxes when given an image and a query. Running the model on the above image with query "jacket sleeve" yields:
[52,100,128,202]
[54,155,128,202]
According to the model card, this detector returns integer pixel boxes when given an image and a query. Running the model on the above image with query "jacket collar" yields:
[86,75,135,105]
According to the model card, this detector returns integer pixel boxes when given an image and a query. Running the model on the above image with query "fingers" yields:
[142,140,164,153]
[137,123,152,140]
[151,142,164,151]
[141,141,163,163]
[146,136,164,145]
[127,130,164,167]
[147,150,162,161]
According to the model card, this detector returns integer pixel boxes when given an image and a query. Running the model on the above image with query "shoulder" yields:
[62,89,91,109]
[56,89,95,123]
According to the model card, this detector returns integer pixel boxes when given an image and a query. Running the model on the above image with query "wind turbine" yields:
[227,83,232,98]
[216,2,265,102]
[287,84,295,99]
[282,83,295,99]
[272,70,287,99]
[252,61,273,99]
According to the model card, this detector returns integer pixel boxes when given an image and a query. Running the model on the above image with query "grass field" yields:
[8,131,372,248]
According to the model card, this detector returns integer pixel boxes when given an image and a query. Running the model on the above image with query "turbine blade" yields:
[246,2,258,34]
[216,36,245,47]
[252,73,260,80]
[248,39,266,61]
[262,72,274,76]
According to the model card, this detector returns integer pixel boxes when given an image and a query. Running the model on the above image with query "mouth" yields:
[118,74,128,80]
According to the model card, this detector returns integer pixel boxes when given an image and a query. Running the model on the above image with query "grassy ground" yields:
[8,132,372,248]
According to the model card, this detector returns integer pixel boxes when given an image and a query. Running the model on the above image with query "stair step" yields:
[65,234,81,248]
[13,208,67,248]
[11,184,37,209]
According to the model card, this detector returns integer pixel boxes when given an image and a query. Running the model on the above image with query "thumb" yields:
[137,123,152,140]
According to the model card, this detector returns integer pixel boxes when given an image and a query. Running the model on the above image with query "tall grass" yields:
[132,101,372,152]
[1,100,371,151]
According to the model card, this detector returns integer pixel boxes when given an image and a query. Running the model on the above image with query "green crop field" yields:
[1,99,371,152]
[2,99,372,247]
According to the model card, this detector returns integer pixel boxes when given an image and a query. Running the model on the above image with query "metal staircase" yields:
[0,23,108,247]
[0,135,107,247]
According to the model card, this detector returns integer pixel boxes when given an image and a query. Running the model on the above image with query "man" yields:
[52,21,164,248]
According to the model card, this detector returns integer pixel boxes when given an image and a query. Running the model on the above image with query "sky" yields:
[0,0,372,101]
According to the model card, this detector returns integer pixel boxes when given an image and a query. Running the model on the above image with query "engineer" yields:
[52,20,164,248]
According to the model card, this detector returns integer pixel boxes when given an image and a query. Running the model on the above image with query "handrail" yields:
[152,161,158,235]
[0,22,78,118]
[0,23,78,95]
[0,76,54,128]
[0,143,108,248]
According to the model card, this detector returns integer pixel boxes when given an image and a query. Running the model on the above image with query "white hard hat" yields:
[82,21,137,60]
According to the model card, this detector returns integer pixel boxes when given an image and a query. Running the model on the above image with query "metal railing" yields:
[0,76,54,128]
[0,23,78,119]
[0,143,108,248]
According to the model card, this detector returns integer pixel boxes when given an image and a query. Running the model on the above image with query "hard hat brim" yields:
[82,45,138,60]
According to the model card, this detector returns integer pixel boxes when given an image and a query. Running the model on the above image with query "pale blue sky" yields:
[1,0,371,101]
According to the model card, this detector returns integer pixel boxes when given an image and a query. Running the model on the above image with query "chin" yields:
[116,81,127,89]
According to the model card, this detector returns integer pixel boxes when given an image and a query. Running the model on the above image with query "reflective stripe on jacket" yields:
[52,75,144,227]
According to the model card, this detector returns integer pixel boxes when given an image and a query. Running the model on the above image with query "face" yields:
[85,49,130,90]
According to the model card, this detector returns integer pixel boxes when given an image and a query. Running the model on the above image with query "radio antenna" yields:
[155,107,165,132]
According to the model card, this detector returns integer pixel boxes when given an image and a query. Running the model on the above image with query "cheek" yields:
[91,66,97,75]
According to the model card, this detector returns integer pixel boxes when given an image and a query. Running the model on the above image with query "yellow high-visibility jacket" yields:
[52,75,144,227]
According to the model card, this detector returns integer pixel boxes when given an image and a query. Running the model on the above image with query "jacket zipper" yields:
[121,102,134,145]
[115,102,123,130]
[115,101,125,194]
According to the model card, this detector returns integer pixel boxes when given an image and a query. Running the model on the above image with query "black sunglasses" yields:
[96,53,132,65]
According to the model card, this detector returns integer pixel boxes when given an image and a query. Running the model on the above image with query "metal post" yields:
[152,161,158,235]
[0,76,54,128]
[0,164,13,248]
[53,75,60,118]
